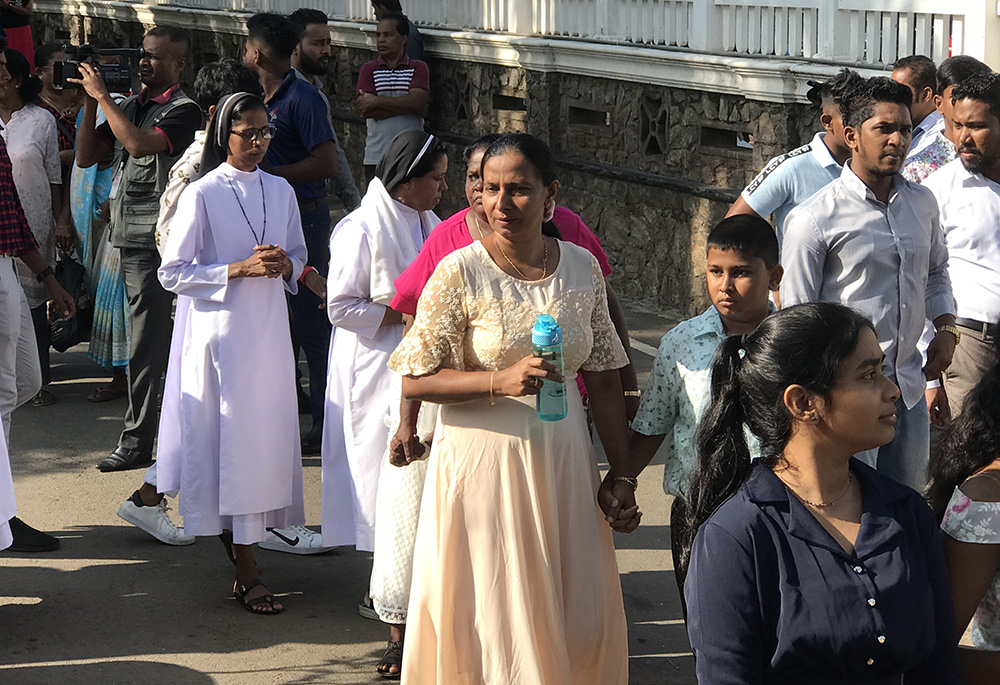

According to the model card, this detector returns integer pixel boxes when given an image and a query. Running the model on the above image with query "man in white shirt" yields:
[892,55,942,161]
[922,72,1000,418]
[726,69,862,245]
[782,77,957,491]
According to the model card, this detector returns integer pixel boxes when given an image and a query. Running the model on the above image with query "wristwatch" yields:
[35,266,54,283]
[937,324,961,345]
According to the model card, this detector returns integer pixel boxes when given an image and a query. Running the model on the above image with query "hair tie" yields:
[737,334,749,360]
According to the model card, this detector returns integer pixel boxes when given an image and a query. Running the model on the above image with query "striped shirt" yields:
[357,54,430,165]
[922,159,1000,324]
[782,162,955,409]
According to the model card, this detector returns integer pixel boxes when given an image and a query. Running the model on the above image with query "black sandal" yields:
[233,578,283,615]
[218,531,236,566]
[376,640,403,679]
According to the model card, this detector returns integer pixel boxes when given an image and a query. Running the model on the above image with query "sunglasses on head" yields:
[230,126,276,143]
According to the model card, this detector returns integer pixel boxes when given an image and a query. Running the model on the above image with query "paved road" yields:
[0,305,695,685]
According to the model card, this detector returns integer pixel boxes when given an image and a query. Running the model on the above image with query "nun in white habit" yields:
[156,92,307,614]
[321,131,448,553]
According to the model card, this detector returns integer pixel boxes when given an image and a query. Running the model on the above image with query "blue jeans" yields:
[290,203,332,430]
[855,393,930,493]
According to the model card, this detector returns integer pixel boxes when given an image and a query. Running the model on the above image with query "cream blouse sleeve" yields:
[581,254,629,373]
[389,252,469,376]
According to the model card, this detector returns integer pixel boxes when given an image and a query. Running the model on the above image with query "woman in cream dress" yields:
[389,133,636,684]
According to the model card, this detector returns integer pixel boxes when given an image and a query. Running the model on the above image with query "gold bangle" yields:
[489,371,496,406]
[614,475,639,490]
[624,390,641,398]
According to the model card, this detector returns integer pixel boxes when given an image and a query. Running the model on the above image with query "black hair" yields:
[0,35,7,52]
[840,77,913,129]
[34,43,65,71]
[707,215,779,269]
[398,139,448,186]
[378,12,410,37]
[193,59,263,114]
[927,338,1000,521]
[892,55,937,96]
[3,49,42,104]
[807,69,862,109]
[678,303,875,576]
[146,26,191,59]
[289,8,329,41]
[481,132,562,238]
[201,94,269,175]
[937,55,991,95]
[950,72,1000,121]
[372,0,403,11]
[463,133,501,165]
[247,13,299,61]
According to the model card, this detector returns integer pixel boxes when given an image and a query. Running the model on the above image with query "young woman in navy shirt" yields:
[680,302,960,684]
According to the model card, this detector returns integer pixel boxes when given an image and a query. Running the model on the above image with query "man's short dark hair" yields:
[807,69,862,109]
[146,26,190,58]
[840,77,913,129]
[0,35,7,52]
[247,13,299,61]
[951,72,1000,121]
[35,43,64,71]
[892,55,937,96]
[372,0,403,11]
[937,55,991,95]
[289,8,329,41]
[378,12,409,37]
[707,215,779,269]
[193,59,263,114]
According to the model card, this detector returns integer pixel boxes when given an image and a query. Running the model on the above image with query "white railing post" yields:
[690,0,723,51]
[508,0,533,34]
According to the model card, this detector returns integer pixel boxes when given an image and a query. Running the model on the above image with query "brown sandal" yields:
[233,578,283,615]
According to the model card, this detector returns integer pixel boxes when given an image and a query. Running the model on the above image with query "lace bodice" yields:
[389,240,628,377]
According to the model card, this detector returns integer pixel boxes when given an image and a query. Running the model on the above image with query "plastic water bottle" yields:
[532,314,568,422]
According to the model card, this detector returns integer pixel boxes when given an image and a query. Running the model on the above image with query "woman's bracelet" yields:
[624,390,641,398]
[489,371,496,405]
[613,475,639,490]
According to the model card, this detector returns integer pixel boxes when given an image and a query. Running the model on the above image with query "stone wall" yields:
[34,9,821,317]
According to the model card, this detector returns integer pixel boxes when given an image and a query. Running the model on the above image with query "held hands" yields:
[229,244,292,280]
[45,279,76,320]
[597,471,642,533]
[493,354,564,398]
[65,62,111,103]
[388,422,430,467]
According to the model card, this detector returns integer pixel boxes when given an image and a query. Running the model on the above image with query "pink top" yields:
[391,205,612,316]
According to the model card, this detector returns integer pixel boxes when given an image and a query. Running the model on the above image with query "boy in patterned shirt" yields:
[600,214,782,594]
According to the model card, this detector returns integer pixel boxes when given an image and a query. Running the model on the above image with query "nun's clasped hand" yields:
[228,244,292,280]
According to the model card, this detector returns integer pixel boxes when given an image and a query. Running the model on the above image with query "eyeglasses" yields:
[230,126,276,143]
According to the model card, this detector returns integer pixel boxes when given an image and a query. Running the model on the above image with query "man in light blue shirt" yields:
[891,55,943,161]
[782,77,957,491]
[727,69,861,244]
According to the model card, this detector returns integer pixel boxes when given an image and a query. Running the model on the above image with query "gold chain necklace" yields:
[470,212,487,241]
[496,238,547,280]
[781,472,854,508]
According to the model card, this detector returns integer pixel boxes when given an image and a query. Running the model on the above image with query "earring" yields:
[542,200,555,223]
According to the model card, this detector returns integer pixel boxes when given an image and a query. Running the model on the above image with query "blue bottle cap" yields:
[532,313,562,346]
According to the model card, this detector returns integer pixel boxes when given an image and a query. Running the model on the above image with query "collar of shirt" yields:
[293,67,322,90]
[839,160,906,205]
[266,70,300,106]
[914,110,944,138]
[809,131,841,172]
[692,302,778,340]
[745,459,912,560]
[376,52,412,69]
[136,83,181,107]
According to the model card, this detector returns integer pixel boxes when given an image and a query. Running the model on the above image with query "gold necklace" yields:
[496,238,547,280]
[469,212,487,241]
[782,472,854,508]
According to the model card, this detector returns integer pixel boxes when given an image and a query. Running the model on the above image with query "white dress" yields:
[0,418,14,550]
[320,199,435,551]
[2,104,60,308]
[155,163,307,545]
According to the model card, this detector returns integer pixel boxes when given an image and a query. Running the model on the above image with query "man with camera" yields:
[72,26,201,473]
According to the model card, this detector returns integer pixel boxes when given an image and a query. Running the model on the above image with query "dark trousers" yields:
[119,247,174,453]
[29,303,50,386]
[291,203,332,430]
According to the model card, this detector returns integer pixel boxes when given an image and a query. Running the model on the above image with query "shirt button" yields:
[877,635,886,644]
[901,304,908,309]
[867,658,875,666]
[853,565,864,574]
[868,598,877,607]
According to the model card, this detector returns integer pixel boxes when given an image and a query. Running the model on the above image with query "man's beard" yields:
[959,144,991,172]
[300,53,328,77]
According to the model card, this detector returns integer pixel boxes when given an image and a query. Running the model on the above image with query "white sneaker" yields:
[258,525,331,555]
[117,496,196,546]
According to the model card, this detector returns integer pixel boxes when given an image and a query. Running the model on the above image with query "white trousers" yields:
[0,255,41,443]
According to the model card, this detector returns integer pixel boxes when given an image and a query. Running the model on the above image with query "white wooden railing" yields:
[151,0,1000,68]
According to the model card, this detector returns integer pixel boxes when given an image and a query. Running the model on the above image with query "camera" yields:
[53,45,143,93]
